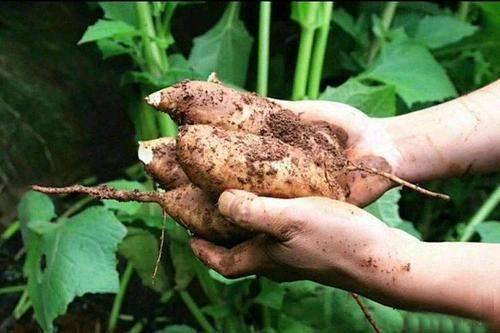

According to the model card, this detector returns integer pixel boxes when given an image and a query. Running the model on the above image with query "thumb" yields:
[217,190,303,240]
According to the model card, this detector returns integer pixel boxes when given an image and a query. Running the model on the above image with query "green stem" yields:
[367,1,398,66]
[457,2,470,22]
[1,220,20,243]
[128,321,144,333]
[195,267,222,306]
[459,186,500,242]
[292,27,316,100]
[257,2,271,96]
[0,285,25,295]
[60,196,93,219]
[307,2,334,99]
[179,290,216,333]
[136,2,164,76]
[156,113,178,138]
[13,289,31,319]
[108,263,134,333]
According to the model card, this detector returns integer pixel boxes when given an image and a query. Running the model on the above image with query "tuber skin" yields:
[33,184,250,246]
[138,137,190,190]
[176,124,347,200]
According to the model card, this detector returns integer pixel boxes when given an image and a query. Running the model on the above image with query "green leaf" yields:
[119,227,168,292]
[202,304,231,320]
[188,3,253,87]
[363,41,457,106]
[78,19,139,45]
[413,15,477,49]
[170,234,197,289]
[208,269,255,285]
[331,8,369,47]
[96,39,130,59]
[155,325,197,333]
[365,188,404,228]
[365,188,422,239]
[320,79,396,117]
[401,311,486,333]
[99,2,139,27]
[278,315,315,333]
[102,180,146,216]
[254,278,286,310]
[23,206,126,332]
[476,221,500,243]
[18,190,56,225]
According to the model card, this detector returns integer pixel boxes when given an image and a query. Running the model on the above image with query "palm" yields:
[274,99,402,206]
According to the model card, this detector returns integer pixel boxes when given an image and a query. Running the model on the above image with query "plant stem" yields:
[1,220,20,243]
[136,2,164,76]
[459,186,500,242]
[292,27,316,100]
[0,285,25,295]
[195,267,222,306]
[60,196,93,219]
[307,2,334,99]
[128,321,144,333]
[179,290,215,333]
[257,2,271,96]
[13,289,31,319]
[367,1,398,66]
[457,2,470,22]
[157,113,178,137]
[108,263,134,333]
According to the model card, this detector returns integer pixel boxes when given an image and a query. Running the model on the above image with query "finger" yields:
[218,190,304,240]
[190,235,271,278]
[161,185,252,245]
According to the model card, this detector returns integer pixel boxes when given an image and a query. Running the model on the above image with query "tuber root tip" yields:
[138,141,154,165]
[145,91,163,108]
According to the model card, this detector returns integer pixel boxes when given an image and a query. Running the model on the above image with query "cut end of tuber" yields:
[145,91,163,108]
[138,141,153,165]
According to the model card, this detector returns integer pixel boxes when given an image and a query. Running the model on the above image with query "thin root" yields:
[347,163,450,201]
[32,184,163,203]
[350,293,381,333]
[152,212,167,287]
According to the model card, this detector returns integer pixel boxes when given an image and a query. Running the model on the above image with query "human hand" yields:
[190,189,418,293]
[273,99,403,206]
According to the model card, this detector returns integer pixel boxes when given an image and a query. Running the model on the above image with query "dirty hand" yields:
[273,99,402,206]
[191,189,416,291]
[191,190,500,328]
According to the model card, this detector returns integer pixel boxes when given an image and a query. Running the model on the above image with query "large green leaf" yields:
[119,227,169,292]
[18,191,56,225]
[363,41,457,106]
[98,2,139,27]
[254,278,286,310]
[476,221,500,243]
[401,311,486,333]
[365,188,422,239]
[188,3,253,87]
[320,79,396,117]
[170,232,198,289]
[413,15,477,50]
[78,19,139,44]
[22,206,126,332]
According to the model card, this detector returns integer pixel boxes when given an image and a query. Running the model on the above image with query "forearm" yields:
[379,80,500,183]
[354,232,500,325]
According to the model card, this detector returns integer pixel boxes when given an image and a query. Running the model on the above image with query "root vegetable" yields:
[138,137,190,190]
[176,124,347,200]
[32,184,251,245]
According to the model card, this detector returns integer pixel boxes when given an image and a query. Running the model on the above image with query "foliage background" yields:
[0,1,499,332]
